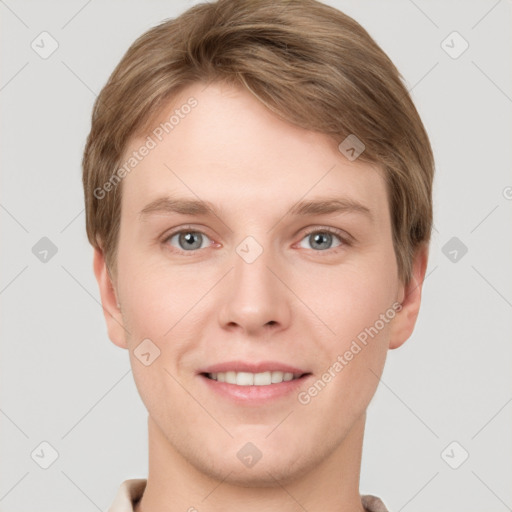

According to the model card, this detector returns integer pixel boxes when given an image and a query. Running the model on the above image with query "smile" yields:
[205,371,304,386]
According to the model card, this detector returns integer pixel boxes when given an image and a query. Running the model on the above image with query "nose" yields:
[217,241,291,337]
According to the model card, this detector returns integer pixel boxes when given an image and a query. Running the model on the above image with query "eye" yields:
[298,228,348,251]
[165,228,212,252]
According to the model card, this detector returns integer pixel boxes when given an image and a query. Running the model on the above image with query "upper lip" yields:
[198,361,309,375]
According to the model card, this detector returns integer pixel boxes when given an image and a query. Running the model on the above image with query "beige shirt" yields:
[108,479,390,512]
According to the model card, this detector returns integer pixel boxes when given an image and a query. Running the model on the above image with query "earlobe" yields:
[93,248,129,349]
[388,243,429,350]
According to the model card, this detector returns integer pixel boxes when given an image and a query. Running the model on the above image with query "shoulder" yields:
[361,494,390,512]
[108,479,147,512]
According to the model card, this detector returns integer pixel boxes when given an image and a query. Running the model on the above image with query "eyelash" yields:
[162,225,351,255]
[300,226,352,250]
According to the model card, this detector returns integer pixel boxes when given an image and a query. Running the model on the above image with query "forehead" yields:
[119,81,388,220]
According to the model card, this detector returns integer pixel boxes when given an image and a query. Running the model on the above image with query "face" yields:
[95,81,425,485]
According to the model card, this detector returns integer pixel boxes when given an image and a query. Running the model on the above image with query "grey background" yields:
[1,0,511,511]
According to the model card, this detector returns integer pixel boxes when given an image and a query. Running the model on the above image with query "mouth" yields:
[202,370,308,386]
[198,363,313,404]
[201,370,309,386]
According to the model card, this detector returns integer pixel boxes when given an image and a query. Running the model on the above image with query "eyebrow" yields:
[289,197,372,219]
[139,196,372,221]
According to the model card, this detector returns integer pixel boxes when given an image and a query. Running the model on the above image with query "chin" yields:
[195,442,314,488]
[212,459,305,488]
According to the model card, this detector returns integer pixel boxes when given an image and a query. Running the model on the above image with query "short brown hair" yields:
[82,0,434,284]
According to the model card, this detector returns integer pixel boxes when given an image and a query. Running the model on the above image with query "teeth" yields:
[207,371,301,385]
[236,372,255,386]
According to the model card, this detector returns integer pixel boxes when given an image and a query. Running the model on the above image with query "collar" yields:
[108,479,390,512]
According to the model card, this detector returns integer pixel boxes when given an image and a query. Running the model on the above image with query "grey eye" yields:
[299,231,342,251]
[168,231,210,251]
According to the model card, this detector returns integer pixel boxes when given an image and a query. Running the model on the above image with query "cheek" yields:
[320,262,398,404]
[121,269,192,420]
[117,248,197,337]
[302,311,392,425]
[294,250,398,340]
[294,251,397,402]
[117,255,209,389]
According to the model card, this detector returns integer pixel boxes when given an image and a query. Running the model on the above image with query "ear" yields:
[388,243,429,350]
[93,247,128,349]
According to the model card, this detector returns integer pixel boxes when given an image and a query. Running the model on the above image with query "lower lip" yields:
[199,374,311,404]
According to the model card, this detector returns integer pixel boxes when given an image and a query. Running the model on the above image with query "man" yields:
[82,1,434,510]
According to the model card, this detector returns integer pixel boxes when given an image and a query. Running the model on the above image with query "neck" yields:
[135,413,367,512]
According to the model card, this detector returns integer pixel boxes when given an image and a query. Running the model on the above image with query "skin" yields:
[94,81,428,512]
